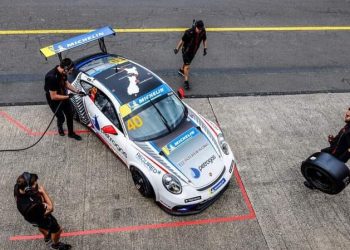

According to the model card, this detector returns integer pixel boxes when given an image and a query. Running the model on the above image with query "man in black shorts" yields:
[174,20,207,89]
[14,172,71,249]
[44,58,83,140]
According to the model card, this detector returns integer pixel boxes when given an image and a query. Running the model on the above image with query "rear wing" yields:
[40,26,116,61]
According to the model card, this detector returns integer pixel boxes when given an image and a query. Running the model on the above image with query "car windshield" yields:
[124,93,186,141]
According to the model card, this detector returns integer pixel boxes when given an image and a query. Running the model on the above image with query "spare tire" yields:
[301,152,350,194]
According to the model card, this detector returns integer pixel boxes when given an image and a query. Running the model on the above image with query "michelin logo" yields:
[162,128,199,155]
[66,32,105,48]
[137,86,167,105]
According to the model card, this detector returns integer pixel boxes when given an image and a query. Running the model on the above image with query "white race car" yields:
[40,27,237,215]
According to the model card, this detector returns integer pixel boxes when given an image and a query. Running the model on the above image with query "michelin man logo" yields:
[125,67,140,95]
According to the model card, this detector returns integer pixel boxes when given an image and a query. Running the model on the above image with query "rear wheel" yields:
[130,167,154,198]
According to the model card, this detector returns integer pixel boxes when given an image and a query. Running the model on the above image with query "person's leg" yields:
[46,95,65,135]
[38,227,48,237]
[51,227,62,244]
[62,101,82,140]
[38,227,51,244]
[183,64,190,82]
[61,101,73,135]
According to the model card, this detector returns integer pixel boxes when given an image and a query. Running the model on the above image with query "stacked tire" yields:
[301,152,350,194]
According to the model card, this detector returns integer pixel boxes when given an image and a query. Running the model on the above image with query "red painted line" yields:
[9,166,255,241]
[0,111,34,135]
[234,166,256,216]
[0,111,90,136]
[10,213,255,241]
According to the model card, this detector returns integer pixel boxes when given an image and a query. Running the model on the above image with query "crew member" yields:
[304,108,350,189]
[44,58,83,140]
[14,172,72,250]
[174,20,207,90]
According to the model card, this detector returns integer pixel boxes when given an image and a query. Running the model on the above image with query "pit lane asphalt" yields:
[1,94,350,250]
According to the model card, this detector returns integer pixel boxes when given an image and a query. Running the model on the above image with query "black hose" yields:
[0,101,63,152]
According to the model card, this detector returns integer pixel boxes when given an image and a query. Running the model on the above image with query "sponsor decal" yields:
[108,57,128,65]
[40,27,115,58]
[184,196,202,203]
[177,143,209,167]
[162,127,199,156]
[119,85,171,118]
[210,178,226,193]
[56,32,105,50]
[190,168,201,179]
[105,134,127,158]
[198,155,216,172]
[127,115,143,131]
[92,115,100,131]
[136,152,161,174]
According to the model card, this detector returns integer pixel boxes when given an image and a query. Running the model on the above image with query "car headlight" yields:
[162,174,182,194]
[218,133,230,155]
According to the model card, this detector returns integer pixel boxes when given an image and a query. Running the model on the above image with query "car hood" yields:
[151,121,223,188]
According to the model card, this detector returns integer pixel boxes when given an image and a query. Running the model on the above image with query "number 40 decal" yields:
[127,116,143,130]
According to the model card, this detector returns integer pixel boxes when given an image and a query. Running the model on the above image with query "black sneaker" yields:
[184,81,190,90]
[304,181,314,190]
[58,126,65,136]
[178,68,184,76]
[68,133,82,141]
[51,242,72,250]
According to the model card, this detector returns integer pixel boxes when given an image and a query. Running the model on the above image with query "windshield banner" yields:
[40,26,116,58]
[120,84,172,118]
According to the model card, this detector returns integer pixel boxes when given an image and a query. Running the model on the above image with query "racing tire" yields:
[130,167,155,198]
[301,152,350,194]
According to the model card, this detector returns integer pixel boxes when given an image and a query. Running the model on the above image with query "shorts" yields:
[29,214,60,233]
[182,52,195,65]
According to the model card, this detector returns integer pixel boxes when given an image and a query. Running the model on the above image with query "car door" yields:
[80,80,129,164]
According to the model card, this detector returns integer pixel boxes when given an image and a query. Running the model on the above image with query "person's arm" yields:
[38,185,54,215]
[65,81,79,93]
[49,90,70,101]
[174,40,184,54]
[203,39,207,56]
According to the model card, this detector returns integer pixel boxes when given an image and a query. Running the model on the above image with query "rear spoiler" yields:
[40,26,116,61]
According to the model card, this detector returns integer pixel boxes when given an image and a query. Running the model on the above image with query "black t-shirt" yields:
[181,28,207,55]
[44,66,67,98]
[14,188,45,222]
[329,124,350,157]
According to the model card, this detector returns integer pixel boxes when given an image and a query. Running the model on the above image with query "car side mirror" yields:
[177,88,185,99]
[102,125,118,135]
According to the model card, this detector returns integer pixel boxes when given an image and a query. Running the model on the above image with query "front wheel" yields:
[130,167,154,198]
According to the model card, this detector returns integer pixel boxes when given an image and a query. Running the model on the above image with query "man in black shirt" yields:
[174,20,207,90]
[14,172,71,250]
[44,58,82,140]
[304,108,350,189]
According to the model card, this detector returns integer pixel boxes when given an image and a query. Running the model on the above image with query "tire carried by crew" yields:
[301,152,350,194]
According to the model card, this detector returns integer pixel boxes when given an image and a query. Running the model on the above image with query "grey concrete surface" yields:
[1,93,350,249]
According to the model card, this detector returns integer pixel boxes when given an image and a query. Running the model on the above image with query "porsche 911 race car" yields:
[40,26,237,215]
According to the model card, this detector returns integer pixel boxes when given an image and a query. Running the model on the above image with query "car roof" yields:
[76,53,165,105]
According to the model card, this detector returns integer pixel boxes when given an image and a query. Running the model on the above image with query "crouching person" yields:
[14,172,71,250]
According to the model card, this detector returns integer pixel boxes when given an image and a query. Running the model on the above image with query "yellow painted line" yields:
[1,26,350,35]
